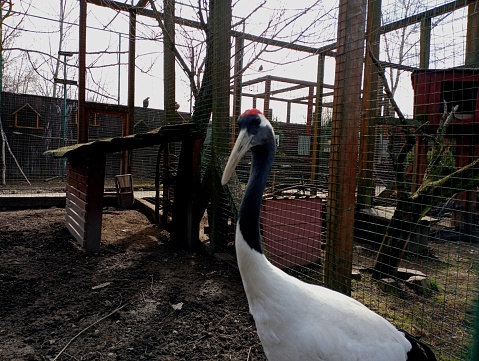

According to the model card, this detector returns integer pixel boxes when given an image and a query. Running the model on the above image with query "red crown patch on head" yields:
[240,108,263,117]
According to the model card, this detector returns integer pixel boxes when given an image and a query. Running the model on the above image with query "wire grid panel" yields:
[353,2,479,360]
[0,93,75,195]
[220,1,476,360]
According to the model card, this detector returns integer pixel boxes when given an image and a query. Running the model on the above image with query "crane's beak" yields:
[221,129,253,185]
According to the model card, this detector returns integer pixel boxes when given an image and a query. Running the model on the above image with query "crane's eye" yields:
[252,116,261,126]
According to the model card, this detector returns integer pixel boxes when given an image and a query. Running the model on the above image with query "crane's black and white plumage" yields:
[221,109,436,361]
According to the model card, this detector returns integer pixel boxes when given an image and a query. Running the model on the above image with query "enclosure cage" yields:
[0,0,478,360]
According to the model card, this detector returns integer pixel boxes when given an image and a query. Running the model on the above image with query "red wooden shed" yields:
[411,68,479,233]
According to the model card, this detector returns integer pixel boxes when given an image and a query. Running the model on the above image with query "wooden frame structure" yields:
[237,75,335,123]
[76,0,479,294]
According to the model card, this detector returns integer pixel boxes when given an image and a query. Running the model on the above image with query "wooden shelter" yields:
[44,123,202,252]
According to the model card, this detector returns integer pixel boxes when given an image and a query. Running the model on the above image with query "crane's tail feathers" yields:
[400,329,437,361]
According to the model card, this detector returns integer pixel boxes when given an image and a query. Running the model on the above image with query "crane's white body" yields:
[236,226,411,361]
[222,109,435,361]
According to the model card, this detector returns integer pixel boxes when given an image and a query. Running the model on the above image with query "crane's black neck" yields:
[238,143,275,254]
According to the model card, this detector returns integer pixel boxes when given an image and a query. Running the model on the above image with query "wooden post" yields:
[264,76,271,119]
[420,17,431,69]
[210,0,232,253]
[357,0,381,209]
[232,34,244,146]
[411,17,431,193]
[78,0,87,144]
[466,2,479,67]
[306,85,314,134]
[172,136,202,250]
[164,0,176,124]
[311,53,325,183]
[325,0,366,295]
[124,8,136,174]
[453,135,476,235]
[453,3,479,234]
[286,101,291,124]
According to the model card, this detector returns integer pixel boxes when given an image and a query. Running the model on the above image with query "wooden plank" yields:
[68,169,89,184]
[67,184,88,202]
[66,206,87,231]
[66,195,87,219]
[324,0,366,296]
[66,221,86,248]
[68,158,89,175]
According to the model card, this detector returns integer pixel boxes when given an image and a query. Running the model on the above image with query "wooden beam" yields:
[241,75,334,89]
[380,0,474,34]
[325,0,366,296]
[268,83,308,96]
[86,0,336,56]
[87,0,472,67]
[239,92,334,106]
[135,0,149,7]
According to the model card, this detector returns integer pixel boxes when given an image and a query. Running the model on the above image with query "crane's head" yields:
[221,109,276,185]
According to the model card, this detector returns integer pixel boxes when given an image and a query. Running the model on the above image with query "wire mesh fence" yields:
[0,0,478,359]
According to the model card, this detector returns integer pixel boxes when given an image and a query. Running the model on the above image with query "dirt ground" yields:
[0,207,267,361]
[1,205,478,361]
